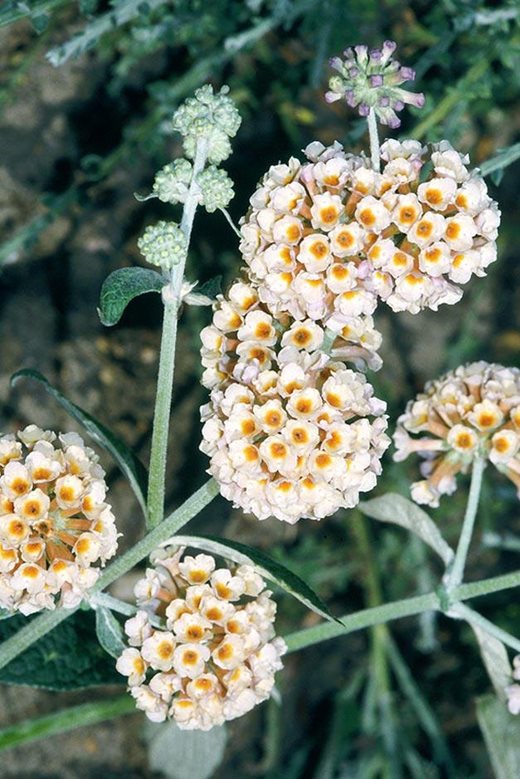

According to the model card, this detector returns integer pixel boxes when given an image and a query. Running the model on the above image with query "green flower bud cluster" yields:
[153,159,192,204]
[172,85,242,164]
[137,221,187,271]
[197,166,234,213]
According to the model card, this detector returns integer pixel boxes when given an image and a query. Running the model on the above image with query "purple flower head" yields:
[348,67,360,78]
[393,99,405,111]
[358,103,370,117]
[370,48,382,62]
[399,67,416,82]
[379,96,390,107]
[370,74,384,87]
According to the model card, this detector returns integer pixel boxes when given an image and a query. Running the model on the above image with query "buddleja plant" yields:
[0,41,520,774]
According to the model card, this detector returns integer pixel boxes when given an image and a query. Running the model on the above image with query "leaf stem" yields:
[367,108,381,173]
[450,603,520,654]
[444,457,485,592]
[0,695,135,753]
[146,137,209,530]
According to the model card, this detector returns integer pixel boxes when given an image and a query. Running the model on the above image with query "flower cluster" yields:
[0,426,118,614]
[200,281,390,523]
[172,84,242,164]
[393,362,520,507]
[239,139,499,317]
[137,221,187,271]
[506,656,520,715]
[326,41,425,128]
[116,547,286,730]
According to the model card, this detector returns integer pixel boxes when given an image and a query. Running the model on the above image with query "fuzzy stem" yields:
[367,108,381,173]
[444,457,485,592]
[0,695,135,753]
[146,137,209,530]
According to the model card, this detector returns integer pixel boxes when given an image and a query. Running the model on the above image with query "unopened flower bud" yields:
[138,221,187,271]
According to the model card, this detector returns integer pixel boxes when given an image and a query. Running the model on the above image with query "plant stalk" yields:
[368,108,381,172]
[146,137,209,530]
[445,457,485,592]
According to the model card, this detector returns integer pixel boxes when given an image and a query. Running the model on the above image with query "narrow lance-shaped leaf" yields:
[171,534,337,623]
[98,267,166,327]
[147,722,227,779]
[95,606,126,659]
[359,493,454,566]
[477,694,520,779]
[11,369,148,516]
[471,623,512,701]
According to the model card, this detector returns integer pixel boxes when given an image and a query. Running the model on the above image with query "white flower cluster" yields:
[506,656,520,715]
[172,84,242,164]
[200,281,390,523]
[116,547,286,730]
[0,426,118,614]
[137,221,187,271]
[239,139,499,317]
[393,362,520,507]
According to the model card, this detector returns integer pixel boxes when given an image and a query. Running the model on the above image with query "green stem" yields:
[146,299,179,529]
[283,568,520,654]
[367,108,381,173]
[146,137,209,530]
[451,603,520,654]
[0,696,135,753]
[445,457,485,592]
[0,479,218,672]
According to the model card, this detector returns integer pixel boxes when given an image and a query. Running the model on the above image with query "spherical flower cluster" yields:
[326,41,425,128]
[239,139,499,317]
[197,166,235,213]
[172,85,242,164]
[394,362,520,507]
[137,221,188,271]
[506,655,520,715]
[200,281,390,522]
[0,426,118,614]
[116,547,286,730]
[153,159,193,204]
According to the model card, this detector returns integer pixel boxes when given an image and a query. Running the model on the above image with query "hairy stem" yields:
[445,457,485,591]
[146,137,209,530]
[0,695,135,753]
[368,108,381,173]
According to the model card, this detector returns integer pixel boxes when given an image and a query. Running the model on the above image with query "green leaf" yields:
[11,369,148,516]
[477,694,520,779]
[172,534,336,623]
[95,606,126,659]
[480,142,520,180]
[359,493,454,566]
[147,722,227,779]
[0,611,123,690]
[471,623,512,700]
[98,267,165,326]
[196,275,223,300]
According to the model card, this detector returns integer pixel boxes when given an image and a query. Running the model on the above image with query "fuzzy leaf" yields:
[172,534,336,622]
[95,606,126,659]
[98,267,165,326]
[480,142,520,180]
[147,722,227,779]
[477,694,520,779]
[0,611,123,690]
[11,369,148,516]
[359,493,454,565]
[471,624,512,700]
[196,275,223,301]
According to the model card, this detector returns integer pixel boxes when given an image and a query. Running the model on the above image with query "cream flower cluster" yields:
[393,362,520,507]
[116,547,286,730]
[506,655,520,715]
[239,138,499,317]
[0,426,118,614]
[200,281,390,523]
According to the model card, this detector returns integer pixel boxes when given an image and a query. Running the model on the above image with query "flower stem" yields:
[450,603,520,654]
[444,457,485,592]
[146,138,209,530]
[367,108,381,173]
[0,695,135,753]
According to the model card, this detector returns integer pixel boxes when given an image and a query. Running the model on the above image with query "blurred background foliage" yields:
[0,0,520,776]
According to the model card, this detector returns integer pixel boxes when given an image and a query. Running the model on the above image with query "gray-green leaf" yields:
[471,623,512,700]
[147,722,227,779]
[480,142,520,180]
[11,369,148,516]
[95,606,126,659]
[477,694,520,779]
[172,534,336,623]
[359,493,454,566]
[98,267,165,326]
